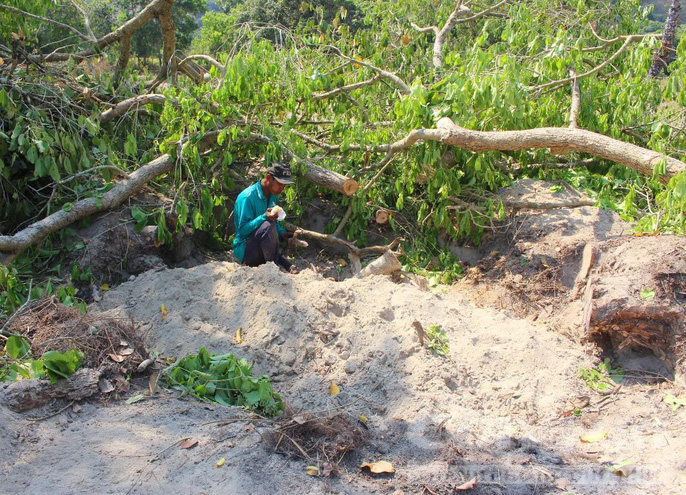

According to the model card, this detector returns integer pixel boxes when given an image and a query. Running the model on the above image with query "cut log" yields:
[301,162,359,196]
[0,368,102,412]
[375,209,390,224]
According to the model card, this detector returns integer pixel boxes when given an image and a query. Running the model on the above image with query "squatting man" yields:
[232,162,302,273]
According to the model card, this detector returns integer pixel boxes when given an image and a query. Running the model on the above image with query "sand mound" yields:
[3,262,685,494]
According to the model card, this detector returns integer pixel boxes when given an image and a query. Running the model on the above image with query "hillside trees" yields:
[0,0,685,310]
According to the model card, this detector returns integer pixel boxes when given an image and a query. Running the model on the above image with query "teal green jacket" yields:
[232,181,285,262]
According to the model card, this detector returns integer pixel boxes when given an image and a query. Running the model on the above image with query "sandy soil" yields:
[2,260,685,494]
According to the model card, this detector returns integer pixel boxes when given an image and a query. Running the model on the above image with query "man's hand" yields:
[265,208,279,221]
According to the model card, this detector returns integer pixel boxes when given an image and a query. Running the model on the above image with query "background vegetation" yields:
[0,0,684,318]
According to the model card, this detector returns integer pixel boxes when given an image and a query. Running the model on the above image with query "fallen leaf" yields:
[580,431,608,443]
[336,258,347,267]
[148,373,159,395]
[180,439,198,449]
[359,414,369,423]
[120,348,134,356]
[455,476,478,491]
[226,441,234,448]
[292,415,308,425]
[359,461,395,474]
[98,378,114,393]
[108,353,125,363]
[72,404,82,413]
[126,394,146,404]
[306,465,319,476]
[101,284,110,291]
[137,357,155,372]
[160,304,168,320]
[0,57,4,66]
[609,460,635,477]
[216,457,225,467]
[321,462,335,477]
[236,327,243,344]
[330,382,340,396]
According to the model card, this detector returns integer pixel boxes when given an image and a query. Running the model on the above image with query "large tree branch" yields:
[35,0,176,74]
[99,94,170,124]
[0,155,175,264]
[377,118,685,182]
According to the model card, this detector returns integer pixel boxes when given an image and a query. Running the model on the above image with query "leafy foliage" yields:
[163,347,284,416]
[425,324,450,357]
[1,336,84,383]
[0,0,684,297]
[578,358,625,392]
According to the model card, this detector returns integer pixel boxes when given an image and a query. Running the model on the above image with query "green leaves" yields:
[41,350,84,383]
[163,348,284,416]
[1,336,83,383]
[5,336,31,360]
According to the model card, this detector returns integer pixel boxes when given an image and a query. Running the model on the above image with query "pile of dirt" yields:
[1,261,685,494]
[7,296,146,373]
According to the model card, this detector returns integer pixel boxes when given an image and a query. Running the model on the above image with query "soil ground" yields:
[1,184,685,495]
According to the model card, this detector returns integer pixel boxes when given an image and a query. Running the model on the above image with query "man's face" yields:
[266,174,286,195]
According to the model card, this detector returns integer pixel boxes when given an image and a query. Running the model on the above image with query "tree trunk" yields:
[649,0,682,77]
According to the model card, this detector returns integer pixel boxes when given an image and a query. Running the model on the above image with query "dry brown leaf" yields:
[120,348,134,356]
[359,461,395,474]
[72,404,82,413]
[180,439,198,449]
[580,431,608,443]
[330,382,340,396]
[0,57,4,66]
[455,476,478,490]
[292,415,308,425]
[108,353,125,363]
[98,378,114,394]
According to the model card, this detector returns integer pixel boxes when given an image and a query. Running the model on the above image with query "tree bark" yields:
[0,368,102,412]
[36,0,177,87]
[0,154,175,264]
[379,118,686,183]
[302,162,359,196]
[649,0,682,77]
[99,94,170,124]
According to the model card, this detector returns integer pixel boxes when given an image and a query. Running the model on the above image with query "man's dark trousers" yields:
[242,220,291,270]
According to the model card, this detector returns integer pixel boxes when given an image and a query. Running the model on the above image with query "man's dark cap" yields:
[266,162,294,184]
